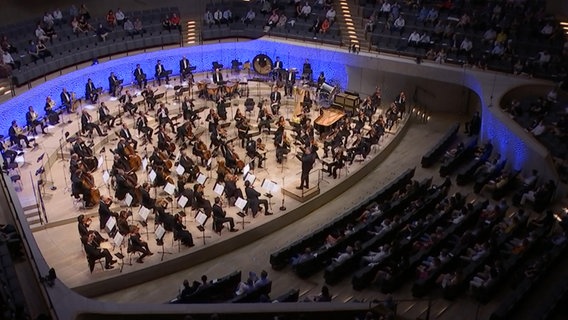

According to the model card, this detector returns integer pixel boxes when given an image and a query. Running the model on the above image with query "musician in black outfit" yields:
[154,60,170,86]
[316,72,325,91]
[212,68,223,84]
[44,96,60,125]
[257,106,272,134]
[297,147,317,189]
[246,138,265,169]
[98,102,116,129]
[157,103,176,133]
[119,123,137,149]
[236,118,250,148]
[274,131,289,164]
[60,88,73,113]
[8,120,30,148]
[156,126,170,152]
[301,58,312,81]
[108,72,122,97]
[224,174,243,205]
[81,110,106,136]
[182,96,199,125]
[212,197,238,233]
[121,90,137,116]
[173,213,194,247]
[83,232,117,270]
[133,64,147,89]
[179,56,193,82]
[85,78,100,104]
[327,147,346,179]
[136,111,153,144]
[285,68,296,97]
[244,180,272,217]
[270,87,281,115]
[98,195,118,230]
[0,137,18,164]
[128,226,153,263]
[26,106,46,134]
[193,183,212,221]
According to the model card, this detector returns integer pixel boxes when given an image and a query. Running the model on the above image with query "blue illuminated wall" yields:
[0,39,348,135]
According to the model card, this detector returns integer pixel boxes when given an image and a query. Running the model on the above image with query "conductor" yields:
[297,147,317,190]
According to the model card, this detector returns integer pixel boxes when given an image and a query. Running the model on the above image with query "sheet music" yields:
[197,173,207,185]
[155,224,166,240]
[164,182,176,195]
[113,232,124,247]
[261,178,272,191]
[178,195,188,207]
[243,164,251,176]
[244,172,256,185]
[125,193,133,206]
[269,180,280,193]
[176,164,185,175]
[235,197,248,211]
[102,170,110,184]
[148,170,157,183]
[105,216,117,233]
[142,157,148,171]
[98,155,104,169]
[196,211,207,226]
[138,206,150,221]
[213,183,225,196]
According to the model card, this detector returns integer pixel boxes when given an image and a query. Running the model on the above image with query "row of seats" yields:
[269,168,416,270]
[421,122,460,168]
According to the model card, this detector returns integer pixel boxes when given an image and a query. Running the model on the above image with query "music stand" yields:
[261,179,279,212]
[235,197,249,229]
[213,182,225,197]
[177,195,189,223]
[138,205,151,240]
[105,216,118,240]
[195,210,211,245]
[197,172,208,186]
[112,232,126,272]
[155,224,171,261]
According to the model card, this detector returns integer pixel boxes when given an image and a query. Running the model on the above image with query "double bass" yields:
[81,171,100,207]
[124,143,142,171]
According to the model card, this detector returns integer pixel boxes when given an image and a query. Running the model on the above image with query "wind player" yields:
[141,86,157,111]
[154,60,170,86]
[81,109,107,137]
[133,63,147,89]
[26,106,47,135]
[212,197,238,233]
[85,78,100,104]
[8,120,31,148]
[269,87,281,115]
[274,130,289,164]
[244,180,272,217]
[44,96,60,125]
[98,102,116,129]
[157,103,176,133]
[179,55,193,83]
[182,96,199,125]
[60,88,73,113]
[108,71,123,97]
[257,106,273,134]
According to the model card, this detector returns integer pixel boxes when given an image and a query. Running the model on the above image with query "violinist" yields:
[323,127,342,158]
[175,121,194,149]
[157,103,175,133]
[246,138,265,169]
[327,147,346,179]
[139,182,157,211]
[135,111,153,145]
[98,195,118,230]
[244,180,272,217]
[193,183,212,220]
[85,78,100,104]
[60,88,73,113]
[129,225,153,263]
[155,199,176,231]
[44,96,60,125]
[257,106,273,134]
[224,172,244,206]
[209,124,222,150]
[353,111,367,135]
[81,109,106,137]
[275,131,290,164]
[114,168,136,203]
[119,123,138,149]
[26,106,47,135]
[216,159,230,184]
[98,102,116,129]
[77,214,106,244]
[206,108,219,134]
[236,117,250,148]
[173,213,194,247]
[177,174,195,209]
[212,197,238,233]
[370,86,382,109]
[178,151,198,181]
[8,120,30,149]
[216,96,228,121]
[182,96,199,125]
[117,210,131,236]
[269,87,281,115]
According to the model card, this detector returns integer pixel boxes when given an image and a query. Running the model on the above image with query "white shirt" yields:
[2,52,14,64]
[205,11,214,23]
[408,32,420,43]
[326,9,336,21]
[245,10,255,21]
[394,17,405,28]
[53,10,63,20]
[35,27,47,39]
[223,10,232,20]
[115,10,125,21]
[541,24,553,35]
[460,39,472,51]
[380,3,391,12]
[301,5,311,15]
[214,10,222,21]
[43,13,54,25]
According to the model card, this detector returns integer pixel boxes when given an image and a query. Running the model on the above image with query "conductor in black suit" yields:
[179,56,193,82]
[134,64,147,89]
[154,60,170,86]
[212,68,223,84]
[297,147,317,189]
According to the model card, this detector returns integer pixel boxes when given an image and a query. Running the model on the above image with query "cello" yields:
[81,171,101,207]
[124,143,142,171]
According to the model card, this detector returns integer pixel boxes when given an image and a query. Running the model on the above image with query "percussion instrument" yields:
[206,84,219,100]
[225,81,238,96]
[197,79,211,98]
[320,82,336,96]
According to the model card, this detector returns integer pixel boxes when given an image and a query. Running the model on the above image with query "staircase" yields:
[336,0,367,51]
[22,203,43,229]
[0,78,13,98]
[185,18,199,45]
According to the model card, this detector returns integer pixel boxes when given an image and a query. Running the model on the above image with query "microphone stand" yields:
[279,158,286,211]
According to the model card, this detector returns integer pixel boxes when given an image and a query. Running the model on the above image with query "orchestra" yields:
[4,53,408,272]
[154,60,170,86]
